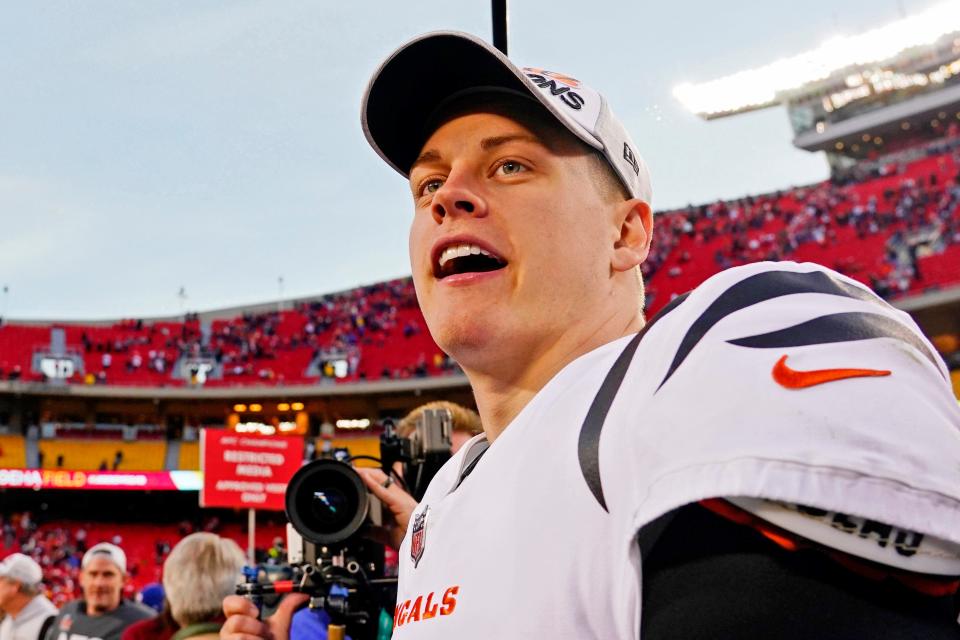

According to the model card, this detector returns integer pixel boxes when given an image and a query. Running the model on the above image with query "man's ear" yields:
[611,199,652,273]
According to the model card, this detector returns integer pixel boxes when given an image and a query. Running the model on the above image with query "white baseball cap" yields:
[82,543,127,574]
[0,553,43,587]
[361,31,652,204]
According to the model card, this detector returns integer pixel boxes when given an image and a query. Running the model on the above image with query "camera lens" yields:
[286,459,369,545]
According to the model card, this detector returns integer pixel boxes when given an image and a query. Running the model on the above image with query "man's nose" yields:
[431,173,487,224]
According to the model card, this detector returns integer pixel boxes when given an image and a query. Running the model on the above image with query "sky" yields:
[0,0,948,320]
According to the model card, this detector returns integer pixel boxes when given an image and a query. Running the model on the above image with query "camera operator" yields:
[356,401,481,551]
[220,401,480,638]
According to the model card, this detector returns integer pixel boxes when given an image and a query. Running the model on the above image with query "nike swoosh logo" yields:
[772,355,891,389]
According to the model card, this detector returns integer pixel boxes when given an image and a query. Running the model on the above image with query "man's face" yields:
[0,577,19,609]
[79,557,123,614]
[408,110,623,368]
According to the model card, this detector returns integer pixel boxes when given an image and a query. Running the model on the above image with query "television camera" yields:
[236,408,454,640]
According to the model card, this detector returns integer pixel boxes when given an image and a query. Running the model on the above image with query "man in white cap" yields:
[0,553,57,640]
[222,31,960,638]
[44,544,153,640]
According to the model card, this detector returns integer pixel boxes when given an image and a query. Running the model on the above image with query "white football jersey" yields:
[391,261,960,639]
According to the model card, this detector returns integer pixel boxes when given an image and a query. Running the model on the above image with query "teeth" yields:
[437,243,500,268]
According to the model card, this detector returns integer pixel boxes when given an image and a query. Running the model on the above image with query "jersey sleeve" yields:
[601,261,960,548]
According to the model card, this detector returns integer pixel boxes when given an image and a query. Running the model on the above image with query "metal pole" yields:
[247,507,256,566]
[492,0,508,55]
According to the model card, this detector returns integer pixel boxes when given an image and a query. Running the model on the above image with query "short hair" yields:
[396,401,482,438]
[18,582,40,597]
[162,533,245,627]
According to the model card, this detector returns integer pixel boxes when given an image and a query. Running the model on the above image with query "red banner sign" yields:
[0,469,202,491]
[200,429,304,511]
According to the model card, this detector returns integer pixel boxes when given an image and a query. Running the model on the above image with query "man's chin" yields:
[434,322,493,358]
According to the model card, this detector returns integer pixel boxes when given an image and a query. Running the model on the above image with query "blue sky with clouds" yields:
[0,0,945,319]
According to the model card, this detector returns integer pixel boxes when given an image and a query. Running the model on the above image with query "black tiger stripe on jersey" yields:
[656,269,885,392]
[578,293,690,512]
[727,311,944,375]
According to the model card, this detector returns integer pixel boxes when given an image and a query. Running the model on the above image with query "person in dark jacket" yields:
[44,543,153,640]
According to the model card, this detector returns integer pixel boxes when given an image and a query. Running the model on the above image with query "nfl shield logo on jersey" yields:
[410,505,429,568]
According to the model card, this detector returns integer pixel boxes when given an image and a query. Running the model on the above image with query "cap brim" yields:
[361,31,594,178]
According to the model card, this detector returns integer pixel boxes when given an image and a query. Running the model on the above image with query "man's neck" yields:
[465,307,643,441]
[85,602,120,617]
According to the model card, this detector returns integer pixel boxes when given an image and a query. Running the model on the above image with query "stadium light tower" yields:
[492,0,508,54]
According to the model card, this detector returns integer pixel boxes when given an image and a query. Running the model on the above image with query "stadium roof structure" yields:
[673,2,960,120]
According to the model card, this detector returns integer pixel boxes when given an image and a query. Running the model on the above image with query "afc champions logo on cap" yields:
[523,68,585,111]
[410,505,429,568]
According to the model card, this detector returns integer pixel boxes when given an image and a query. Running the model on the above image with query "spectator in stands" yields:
[73,530,86,555]
[0,553,57,640]
[44,543,154,640]
[161,533,244,640]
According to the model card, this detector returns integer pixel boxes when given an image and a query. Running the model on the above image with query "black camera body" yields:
[379,408,453,500]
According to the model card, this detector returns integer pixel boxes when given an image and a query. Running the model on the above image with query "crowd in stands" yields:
[643,140,960,315]
[0,279,456,387]
[0,138,959,388]
[0,512,282,609]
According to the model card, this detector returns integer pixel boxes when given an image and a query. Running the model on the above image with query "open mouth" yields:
[434,243,507,280]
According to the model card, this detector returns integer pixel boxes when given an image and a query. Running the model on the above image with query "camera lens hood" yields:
[285,459,369,545]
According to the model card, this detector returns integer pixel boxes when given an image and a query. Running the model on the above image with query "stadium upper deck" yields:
[675,6,960,175]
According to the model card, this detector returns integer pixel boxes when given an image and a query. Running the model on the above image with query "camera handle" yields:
[237,565,397,640]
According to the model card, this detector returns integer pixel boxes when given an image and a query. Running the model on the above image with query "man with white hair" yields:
[0,553,57,640]
[162,533,245,640]
[45,544,153,640]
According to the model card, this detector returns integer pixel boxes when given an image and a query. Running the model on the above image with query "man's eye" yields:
[498,161,526,176]
[419,179,444,197]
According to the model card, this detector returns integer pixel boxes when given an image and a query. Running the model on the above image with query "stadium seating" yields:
[644,148,959,316]
[37,440,167,471]
[178,441,200,470]
[0,434,26,467]
[0,145,957,386]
